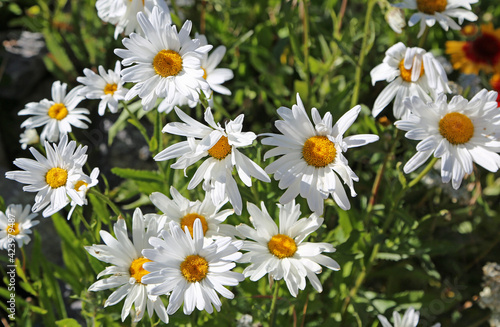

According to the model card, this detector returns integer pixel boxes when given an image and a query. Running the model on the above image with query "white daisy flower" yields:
[261,93,379,215]
[154,107,270,215]
[96,0,170,39]
[394,90,500,189]
[67,167,100,220]
[236,200,340,297]
[5,135,88,217]
[371,42,451,119]
[19,129,39,150]
[385,7,406,34]
[0,204,39,249]
[157,33,233,113]
[19,81,90,142]
[196,33,233,97]
[85,209,168,323]
[378,306,441,327]
[142,219,244,315]
[115,6,211,111]
[77,61,129,116]
[146,186,236,240]
[394,0,478,38]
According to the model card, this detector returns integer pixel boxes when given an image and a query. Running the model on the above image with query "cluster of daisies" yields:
[375,59,499,187]
[2,0,499,325]
[3,2,368,323]
[371,1,500,191]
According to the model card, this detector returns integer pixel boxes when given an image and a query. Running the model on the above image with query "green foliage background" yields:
[1,0,500,326]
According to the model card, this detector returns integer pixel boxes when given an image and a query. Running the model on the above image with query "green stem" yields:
[269,280,280,327]
[88,188,123,218]
[199,91,210,109]
[366,129,401,216]
[75,207,97,243]
[350,0,376,108]
[301,0,310,105]
[407,157,438,188]
[122,101,151,146]
[418,26,430,48]
[20,246,26,273]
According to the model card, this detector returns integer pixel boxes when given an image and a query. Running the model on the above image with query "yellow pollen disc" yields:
[416,0,447,14]
[7,223,20,236]
[45,167,68,188]
[202,67,208,80]
[268,234,297,259]
[399,59,425,82]
[180,213,208,237]
[48,103,68,120]
[439,112,474,145]
[129,257,152,283]
[208,135,232,160]
[302,135,336,167]
[74,180,88,191]
[180,255,209,282]
[103,83,117,95]
[153,50,183,77]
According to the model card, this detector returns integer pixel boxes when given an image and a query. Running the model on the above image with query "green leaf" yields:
[111,167,164,183]
[0,195,5,212]
[15,258,28,283]
[55,319,82,327]
[376,252,408,261]
[19,281,38,297]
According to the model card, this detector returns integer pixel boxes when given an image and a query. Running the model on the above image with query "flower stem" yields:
[418,26,430,48]
[269,280,280,327]
[366,129,401,215]
[350,0,376,108]
[122,101,151,146]
[301,0,310,105]
[407,157,438,188]
[88,188,123,218]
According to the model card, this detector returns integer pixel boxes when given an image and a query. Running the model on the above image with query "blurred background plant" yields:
[0,0,500,326]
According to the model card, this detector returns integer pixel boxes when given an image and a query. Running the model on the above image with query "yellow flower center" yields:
[180,255,209,282]
[399,59,425,82]
[439,112,474,145]
[45,167,68,188]
[48,103,68,120]
[7,223,20,236]
[208,135,232,160]
[153,50,183,77]
[202,67,208,80]
[103,83,117,95]
[416,0,447,14]
[302,136,336,167]
[268,234,297,259]
[129,257,152,284]
[74,180,88,191]
[180,213,209,237]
